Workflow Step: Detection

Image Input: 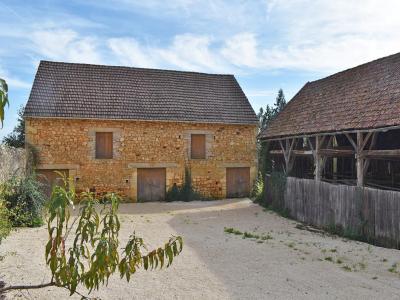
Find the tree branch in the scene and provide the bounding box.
[0,281,55,293]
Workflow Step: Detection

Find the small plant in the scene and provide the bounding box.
[342,265,352,272]
[324,257,333,262]
[224,227,243,235]
[0,200,11,243]
[336,258,343,264]
[224,227,273,242]
[0,175,183,296]
[388,263,398,273]
[251,172,264,203]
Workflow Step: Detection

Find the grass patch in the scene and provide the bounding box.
[324,257,333,262]
[224,227,243,235]
[224,227,273,242]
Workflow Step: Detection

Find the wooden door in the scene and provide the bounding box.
[37,169,69,198]
[226,167,250,198]
[137,168,166,202]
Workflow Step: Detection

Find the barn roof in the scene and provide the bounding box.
[24,61,257,125]
[260,52,400,139]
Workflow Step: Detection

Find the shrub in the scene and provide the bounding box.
[0,200,11,243]
[165,167,207,202]
[251,172,264,203]
[0,174,46,227]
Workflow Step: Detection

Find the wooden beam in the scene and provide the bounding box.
[270,150,313,156]
[356,131,364,187]
[315,136,321,181]
[362,149,400,159]
[363,132,378,175]
[344,133,357,150]
[361,131,373,150]
[319,149,355,157]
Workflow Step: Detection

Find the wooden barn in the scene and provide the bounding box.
[260,53,400,190]
[259,53,400,248]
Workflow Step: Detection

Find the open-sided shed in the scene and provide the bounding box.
[260,52,400,191]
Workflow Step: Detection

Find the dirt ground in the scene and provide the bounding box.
[1,199,400,299]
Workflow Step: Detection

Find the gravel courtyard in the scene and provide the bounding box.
[1,199,400,299]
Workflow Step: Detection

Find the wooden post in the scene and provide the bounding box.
[315,136,321,181]
[356,131,364,187]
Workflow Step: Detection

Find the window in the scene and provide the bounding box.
[95,132,113,159]
[191,134,206,159]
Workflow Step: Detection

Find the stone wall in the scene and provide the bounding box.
[25,118,257,201]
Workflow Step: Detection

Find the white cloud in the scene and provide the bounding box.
[31,29,103,64]
[219,0,400,73]
[221,33,260,68]
[108,34,233,73]
[107,38,155,68]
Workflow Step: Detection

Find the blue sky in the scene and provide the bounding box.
[1,0,400,138]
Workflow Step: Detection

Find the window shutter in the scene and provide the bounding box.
[191,134,206,159]
[96,132,113,159]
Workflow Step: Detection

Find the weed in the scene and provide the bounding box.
[388,263,398,273]
[324,257,333,262]
[261,234,273,241]
[224,227,243,235]
[372,276,378,280]
[336,258,343,264]
[286,242,295,248]
[381,258,388,262]
[330,249,337,253]
[342,265,352,272]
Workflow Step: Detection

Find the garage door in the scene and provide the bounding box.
[226,167,250,198]
[37,169,69,198]
[137,168,166,202]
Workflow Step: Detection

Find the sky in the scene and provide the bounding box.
[1,0,400,138]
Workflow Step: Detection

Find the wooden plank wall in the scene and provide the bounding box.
[268,177,400,248]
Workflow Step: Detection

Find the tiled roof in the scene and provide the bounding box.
[260,52,400,139]
[24,61,257,125]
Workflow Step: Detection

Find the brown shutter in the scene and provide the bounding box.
[96,132,113,159]
[191,134,206,159]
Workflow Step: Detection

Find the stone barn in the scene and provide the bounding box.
[24,61,258,201]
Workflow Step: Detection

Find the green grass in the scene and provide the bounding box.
[224,227,273,242]
[224,227,243,235]
[324,257,333,262]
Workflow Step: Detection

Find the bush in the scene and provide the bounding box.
[251,172,264,203]
[0,174,46,227]
[165,167,207,202]
[0,200,11,243]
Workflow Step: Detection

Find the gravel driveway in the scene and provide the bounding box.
[1,199,400,299]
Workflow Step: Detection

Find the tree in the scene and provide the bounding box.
[0,176,183,297]
[2,106,25,147]
[257,89,287,174]
[0,78,9,128]
[258,88,286,132]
